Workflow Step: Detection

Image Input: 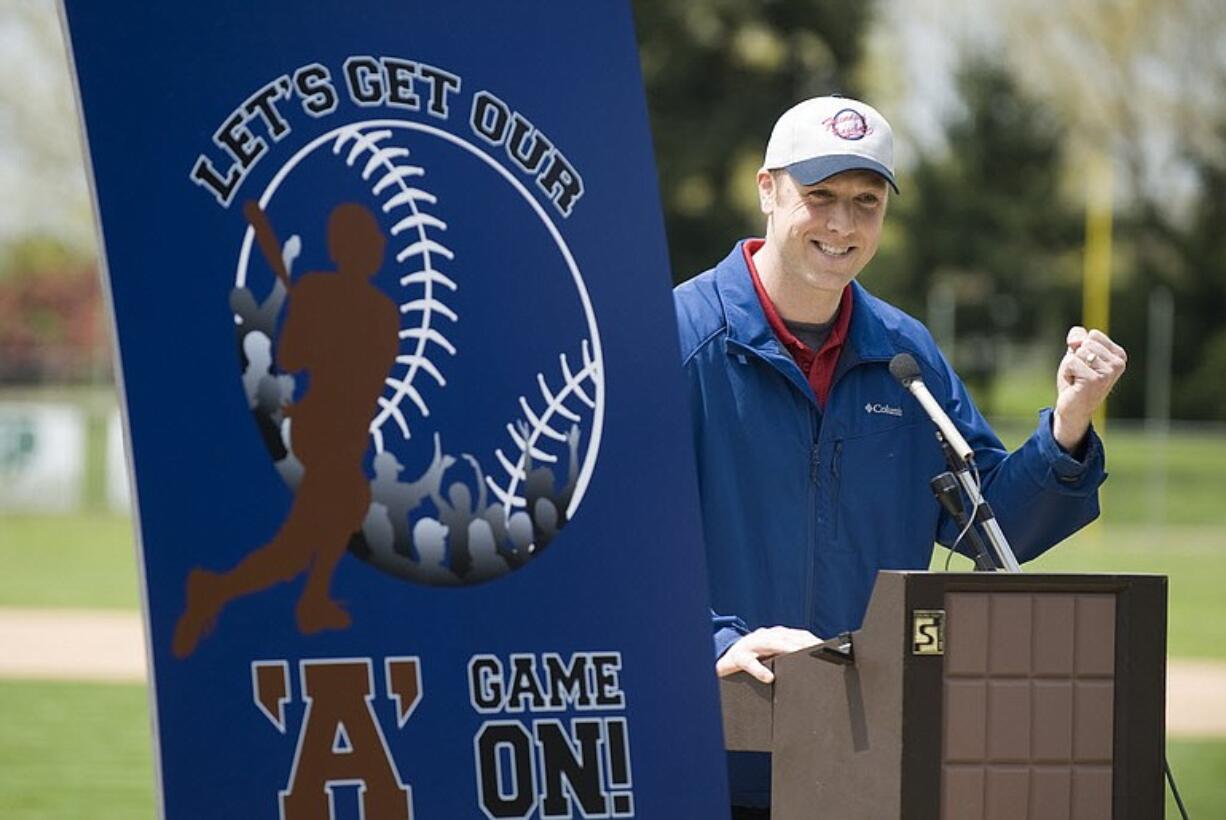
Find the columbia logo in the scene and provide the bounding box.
[865,402,902,417]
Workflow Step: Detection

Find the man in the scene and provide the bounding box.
[673,96,1126,814]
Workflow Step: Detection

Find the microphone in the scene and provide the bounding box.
[929,472,997,571]
[888,353,974,466]
[893,352,1023,573]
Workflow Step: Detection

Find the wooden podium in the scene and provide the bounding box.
[720,572,1167,819]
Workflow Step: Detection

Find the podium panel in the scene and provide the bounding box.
[720,572,1167,819]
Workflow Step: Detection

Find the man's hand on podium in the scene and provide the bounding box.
[716,627,822,684]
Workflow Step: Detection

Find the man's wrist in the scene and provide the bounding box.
[1051,408,1091,458]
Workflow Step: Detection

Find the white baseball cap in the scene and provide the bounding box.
[763,96,899,192]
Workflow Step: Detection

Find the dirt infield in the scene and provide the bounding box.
[0,608,147,683]
[0,608,1222,737]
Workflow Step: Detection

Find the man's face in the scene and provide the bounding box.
[759,168,888,295]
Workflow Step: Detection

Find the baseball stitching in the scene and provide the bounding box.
[486,338,600,515]
[332,125,457,452]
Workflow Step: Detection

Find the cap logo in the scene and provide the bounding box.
[824,108,871,141]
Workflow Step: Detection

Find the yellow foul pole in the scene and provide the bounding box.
[1083,152,1113,437]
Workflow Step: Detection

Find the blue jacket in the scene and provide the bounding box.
[675,242,1106,806]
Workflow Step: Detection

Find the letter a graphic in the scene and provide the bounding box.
[280,659,413,820]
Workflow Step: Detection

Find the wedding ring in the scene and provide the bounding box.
[1085,352,1097,364]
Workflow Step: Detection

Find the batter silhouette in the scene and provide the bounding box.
[173,202,399,658]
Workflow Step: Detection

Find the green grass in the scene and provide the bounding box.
[0,681,155,820]
[1093,427,1226,527]
[1166,739,1226,818]
[992,419,1226,528]
[0,679,1217,819]
[0,513,140,609]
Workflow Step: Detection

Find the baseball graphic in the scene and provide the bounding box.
[173,115,603,655]
[237,119,604,585]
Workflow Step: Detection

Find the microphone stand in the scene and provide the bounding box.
[930,471,997,571]
[934,433,1022,573]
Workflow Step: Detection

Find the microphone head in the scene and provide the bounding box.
[929,471,959,494]
[929,472,965,516]
[889,353,922,386]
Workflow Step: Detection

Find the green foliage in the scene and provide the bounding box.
[1110,148,1226,421]
[0,235,95,280]
[633,0,875,281]
[1178,328,1226,419]
[0,237,110,384]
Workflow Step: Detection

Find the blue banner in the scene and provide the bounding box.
[62,2,728,817]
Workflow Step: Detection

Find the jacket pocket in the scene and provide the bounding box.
[827,421,942,558]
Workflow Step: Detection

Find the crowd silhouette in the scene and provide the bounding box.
[232,241,305,488]
[352,422,583,585]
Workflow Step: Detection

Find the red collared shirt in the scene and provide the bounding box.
[743,238,853,408]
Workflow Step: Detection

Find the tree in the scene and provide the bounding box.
[1109,135,1226,420]
[0,238,108,384]
[868,62,1083,410]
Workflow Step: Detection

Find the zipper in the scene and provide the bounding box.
[805,409,820,630]
[830,439,843,540]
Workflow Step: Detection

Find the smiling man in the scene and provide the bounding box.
[672,96,1126,817]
